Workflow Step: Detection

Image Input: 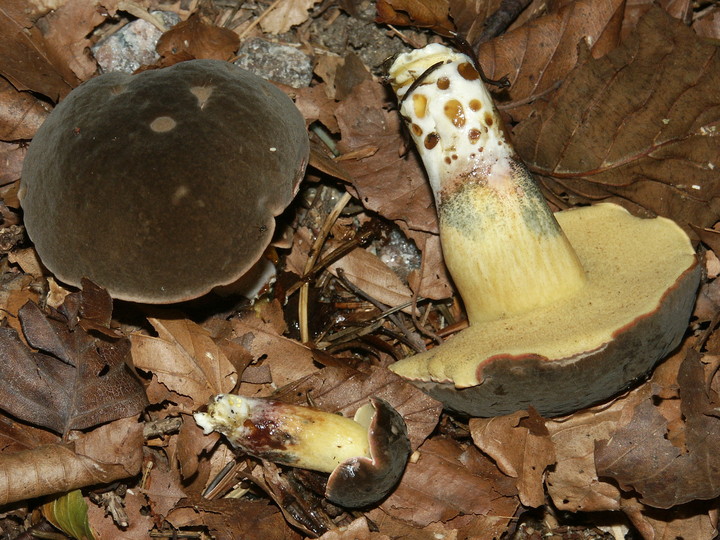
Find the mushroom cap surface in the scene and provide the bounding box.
[325,397,410,508]
[390,203,701,417]
[20,59,309,303]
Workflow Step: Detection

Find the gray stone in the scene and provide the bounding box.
[234,38,313,88]
[92,11,181,73]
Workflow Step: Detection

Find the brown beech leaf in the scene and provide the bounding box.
[130,317,238,408]
[273,365,442,450]
[0,415,59,454]
[317,517,390,539]
[620,495,720,539]
[156,12,239,61]
[167,497,302,540]
[38,0,118,82]
[405,230,454,300]
[476,0,624,121]
[0,142,25,186]
[375,437,518,534]
[470,408,555,507]
[229,311,319,392]
[375,0,455,36]
[0,1,77,100]
[0,300,147,435]
[328,246,415,311]
[336,79,438,234]
[0,417,143,506]
[544,398,634,512]
[259,0,321,34]
[87,488,154,540]
[595,349,720,508]
[143,459,189,520]
[449,0,503,47]
[0,76,50,140]
[514,7,720,232]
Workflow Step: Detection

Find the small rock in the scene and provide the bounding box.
[92,11,181,73]
[234,38,313,88]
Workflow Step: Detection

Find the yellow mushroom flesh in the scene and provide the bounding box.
[194,394,371,473]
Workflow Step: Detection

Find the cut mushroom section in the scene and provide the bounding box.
[194,394,410,507]
[387,44,701,417]
[20,60,309,303]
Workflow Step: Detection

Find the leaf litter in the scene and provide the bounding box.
[1,0,720,538]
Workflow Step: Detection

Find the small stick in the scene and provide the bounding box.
[472,0,532,47]
[335,269,425,353]
[299,192,353,343]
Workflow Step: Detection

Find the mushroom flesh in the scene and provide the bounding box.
[20,59,309,303]
[194,394,410,507]
[387,44,701,417]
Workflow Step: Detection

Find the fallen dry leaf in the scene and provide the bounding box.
[0,416,143,506]
[156,12,239,61]
[0,299,147,435]
[470,409,555,507]
[143,458,188,520]
[476,0,625,120]
[38,0,117,82]
[376,437,518,536]
[0,0,77,100]
[336,79,437,234]
[514,7,720,232]
[328,244,415,311]
[167,497,302,540]
[0,142,26,186]
[317,516,391,539]
[544,399,628,512]
[448,0,504,46]
[259,0,321,34]
[130,317,238,409]
[229,310,320,392]
[620,495,719,539]
[595,349,720,508]
[0,77,50,140]
[87,488,154,540]
[375,0,455,35]
[405,230,454,300]
[0,415,59,455]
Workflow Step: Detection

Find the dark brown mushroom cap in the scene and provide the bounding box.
[19,59,309,303]
[325,397,410,508]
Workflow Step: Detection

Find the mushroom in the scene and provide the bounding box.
[193,394,410,507]
[387,44,701,417]
[19,59,309,303]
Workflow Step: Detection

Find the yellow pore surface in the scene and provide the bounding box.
[390,203,697,387]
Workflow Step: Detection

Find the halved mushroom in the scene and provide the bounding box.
[194,394,410,507]
[19,59,309,303]
[387,44,701,417]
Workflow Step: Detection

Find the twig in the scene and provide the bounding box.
[237,0,284,40]
[286,225,374,297]
[117,1,168,31]
[335,269,425,353]
[299,191,353,342]
[472,0,532,48]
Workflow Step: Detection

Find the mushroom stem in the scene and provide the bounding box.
[389,45,586,324]
[193,394,371,473]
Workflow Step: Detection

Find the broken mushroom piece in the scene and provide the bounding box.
[193,394,410,507]
[19,60,309,303]
[387,44,701,417]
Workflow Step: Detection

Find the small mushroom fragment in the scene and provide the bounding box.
[387,44,701,417]
[193,394,410,507]
[19,60,309,303]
